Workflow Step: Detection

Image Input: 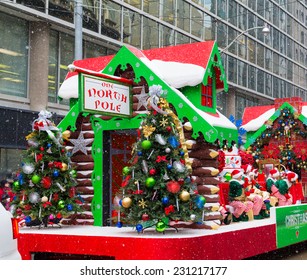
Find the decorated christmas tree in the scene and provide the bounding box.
[10,110,83,227]
[116,85,205,233]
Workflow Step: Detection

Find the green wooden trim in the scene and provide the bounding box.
[89,114,145,226]
[244,102,306,149]
[57,102,81,132]
[101,46,218,142]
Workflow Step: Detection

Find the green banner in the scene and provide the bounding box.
[276,204,307,248]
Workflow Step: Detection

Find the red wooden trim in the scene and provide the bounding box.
[18,224,276,260]
[70,65,133,85]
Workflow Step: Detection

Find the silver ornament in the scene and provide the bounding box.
[173,161,186,173]
[190,214,196,221]
[155,134,167,145]
[29,192,40,204]
[22,163,35,174]
[165,147,171,153]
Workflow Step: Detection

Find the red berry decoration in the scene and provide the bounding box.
[149,168,156,175]
[166,181,181,194]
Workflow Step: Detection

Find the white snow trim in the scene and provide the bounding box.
[302,105,307,117]
[142,59,205,88]
[58,74,79,99]
[241,108,275,132]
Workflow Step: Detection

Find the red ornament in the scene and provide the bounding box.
[142,213,149,221]
[166,126,172,132]
[41,176,52,188]
[69,187,76,198]
[149,169,156,175]
[36,154,43,161]
[166,181,181,193]
[48,162,54,168]
[178,178,185,185]
[40,146,45,151]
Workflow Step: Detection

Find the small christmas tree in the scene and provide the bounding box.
[10,110,83,227]
[116,85,204,233]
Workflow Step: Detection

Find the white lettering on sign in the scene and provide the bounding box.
[83,76,130,116]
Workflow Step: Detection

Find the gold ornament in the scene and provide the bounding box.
[61,163,68,171]
[26,131,37,140]
[138,199,147,209]
[159,118,168,127]
[142,125,156,137]
[179,190,190,201]
[122,197,132,208]
[62,130,71,141]
[158,98,169,109]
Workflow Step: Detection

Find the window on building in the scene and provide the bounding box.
[0,12,28,98]
[201,77,213,108]
[123,9,141,48]
[143,17,159,49]
[177,1,190,33]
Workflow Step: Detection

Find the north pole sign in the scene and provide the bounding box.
[80,74,131,117]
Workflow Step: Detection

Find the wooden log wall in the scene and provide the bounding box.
[62,66,222,229]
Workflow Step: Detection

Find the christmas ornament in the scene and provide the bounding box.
[145,177,156,188]
[66,204,73,211]
[141,140,152,150]
[31,174,41,184]
[135,86,149,110]
[165,147,171,153]
[116,221,123,228]
[41,176,52,188]
[162,196,169,205]
[173,161,185,173]
[166,181,181,193]
[141,160,148,174]
[41,196,48,203]
[166,126,172,132]
[70,132,93,155]
[179,190,190,201]
[138,199,147,209]
[149,168,156,175]
[156,221,167,232]
[190,214,196,221]
[122,197,132,208]
[155,134,167,145]
[62,130,71,141]
[168,136,179,148]
[22,163,35,174]
[58,200,65,209]
[70,170,77,178]
[122,166,131,175]
[29,192,40,204]
[60,163,68,171]
[142,213,149,221]
[136,223,143,232]
[195,195,206,208]
[53,170,60,177]
[28,139,39,147]
[142,125,156,137]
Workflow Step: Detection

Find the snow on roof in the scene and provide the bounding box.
[58,58,206,99]
[241,108,275,132]
[171,87,236,129]
[242,105,307,132]
[141,58,205,88]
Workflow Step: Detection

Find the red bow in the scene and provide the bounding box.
[156,155,167,163]
[121,175,131,187]
[165,205,175,215]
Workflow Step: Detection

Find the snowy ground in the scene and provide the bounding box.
[19,214,275,238]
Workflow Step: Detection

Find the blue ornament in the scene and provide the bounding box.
[116,221,123,228]
[167,164,172,169]
[136,224,143,232]
[179,150,185,156]
[167,136,179,148]
[119,199,123,206]
[162,196,169,205]
[66,204,73,211]
[137,151,143,156]
[47,143,52,148]
[53,170,60,177]
[25,216,32,223]
[185,177,191,183]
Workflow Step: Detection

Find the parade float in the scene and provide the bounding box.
[15,42,307,260]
